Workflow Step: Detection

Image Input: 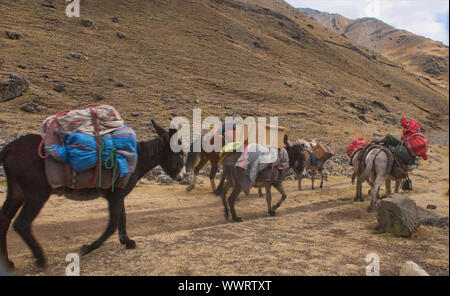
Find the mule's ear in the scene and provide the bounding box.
[152,119,168,136]
[284,134,291,147]
[169,128,177,139]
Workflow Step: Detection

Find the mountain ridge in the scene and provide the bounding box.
[298,7,449,88]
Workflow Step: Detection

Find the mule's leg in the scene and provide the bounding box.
[185,170,196,193]
[214,173,226,196]
[228,186,242,222]
[265,185,275,216]
[356,176,364,202]
[186,158,208,193]
[209,164,218,192]
[298,174,302,191]
[394,179,401,193]
[383,179,392,198]
[0,196,24,268]
[272,183,287,215]
[258,188,263,198]
[319,169,324,189]
[311,172,315,190]
[220,180,232,219]
[368,176,383,212]
[13,194,49,267]
[118,205,136,250]
[80,196,124,256]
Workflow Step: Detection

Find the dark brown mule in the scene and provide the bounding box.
[219,135,304,222]
[0,120,185,269]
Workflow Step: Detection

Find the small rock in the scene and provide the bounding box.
[116,32,125,39]
[91,93,104,102]
[81,18,94,27]
[399,261,429,276]
[284,82,292,87]
[53,82,65,93]
[193,99,199,104]
[307,24,314,29]
[65,53,88,61]
[138,178,151,185]
[358,115,368,122]
[21,102,42,113]
[6,31,21,40]
[156,175,174,185]
[426,204,437,210]
[0,189,4,194]
[112,16,119,23]
[115,82,124,87]
[131,112,140,117]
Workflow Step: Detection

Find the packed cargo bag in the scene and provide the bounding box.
[347,138,368,158]
[312,142,333,162]
[39,104,137,190]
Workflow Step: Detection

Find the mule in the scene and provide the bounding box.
[294,140,326,191]
[0,120,185,269]
[219,136,304,221]
[359,145,407,212]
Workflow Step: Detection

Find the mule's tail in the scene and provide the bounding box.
[214,173,226,196]
[0,144,10,166]
[360,149,376,183]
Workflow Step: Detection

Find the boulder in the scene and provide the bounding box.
[376,195,449,237]
[399,261,429,276]
[0,74,29,102]
[376,195,420,237]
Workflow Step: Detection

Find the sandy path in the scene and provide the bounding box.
[0,146,448,276]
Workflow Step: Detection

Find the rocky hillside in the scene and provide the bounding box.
[298,8,449,89]
[0,0,448,156]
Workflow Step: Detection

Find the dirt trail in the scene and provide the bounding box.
[0,146,448,276]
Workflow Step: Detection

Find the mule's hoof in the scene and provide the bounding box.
[233,217,243,222]
[80,244,93,256]
[269,210,276,216]
[125,240,137,250]
[186,186,194,193]
[35,258,47,269]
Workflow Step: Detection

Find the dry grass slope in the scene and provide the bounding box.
[0,0,448,152]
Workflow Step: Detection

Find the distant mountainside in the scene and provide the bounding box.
[298,8,449,88]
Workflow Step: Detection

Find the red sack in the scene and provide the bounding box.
[402,133,429,160]
[347,138,368,158]
[400,117,429,160]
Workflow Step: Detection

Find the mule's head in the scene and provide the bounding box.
[284,134,306,175]
[151,120,186,181]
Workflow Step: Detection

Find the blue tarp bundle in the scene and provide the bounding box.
[44,126,137,178]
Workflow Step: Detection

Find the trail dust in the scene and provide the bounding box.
[0,146,448,276]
